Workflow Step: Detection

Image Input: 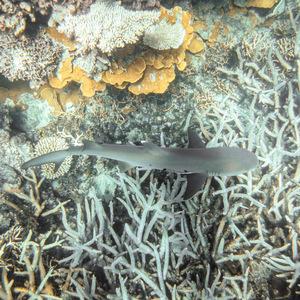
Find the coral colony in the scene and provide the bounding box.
[0,0,299,299]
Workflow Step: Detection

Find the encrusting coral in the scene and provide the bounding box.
[48,57,107,97]
[233,0,279,8]
[46,4,194,96]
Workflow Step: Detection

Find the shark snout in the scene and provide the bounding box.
[228,148,258,175]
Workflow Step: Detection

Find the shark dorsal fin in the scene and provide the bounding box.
[188,129,206,148]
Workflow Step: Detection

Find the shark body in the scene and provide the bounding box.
[21,129,258,199]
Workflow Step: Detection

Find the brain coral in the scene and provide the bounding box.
[0,31,62,89]
[57,1,161,53]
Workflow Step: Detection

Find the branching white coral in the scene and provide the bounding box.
[0,31,62,88]
[143,16,186,50]
[59,169,195,298]
[57,1,160,53]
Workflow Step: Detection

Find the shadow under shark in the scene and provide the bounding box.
[21,129,258,200]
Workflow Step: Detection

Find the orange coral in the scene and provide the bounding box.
[187,33,205,54]
[49,57,106,97]
[102,57,146,86]
[129,65,175,95]
[134,7,193,94]
[101,7,193,95]
[45,27,76,51]
[207,21,222,47]
[245,0,279,8]
[39,83,84,114]
[170,9,194,71]
[226,2,247,17]
[193,19,209,31]
[228,0,278,17]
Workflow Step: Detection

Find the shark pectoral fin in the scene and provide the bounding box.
[188,129,206,148]
[184,173,207,200]
[118,161,135,173]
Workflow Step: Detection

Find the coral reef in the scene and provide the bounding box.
[0,0,299,298]
[234,0,279,8]
[0,0,93,36]
[0,30,62,89]
[57,1,161,53]
[0,228,64,299]
[48,4,194,96]
[48,57,106,97]
[0,0,37,36]
[120,0,161,10]
[58,170,197,298]
[102,6,194,95]
[34,137,73,179]
[143,16,186,50]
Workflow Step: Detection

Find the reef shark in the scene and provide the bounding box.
[21,129,258,200]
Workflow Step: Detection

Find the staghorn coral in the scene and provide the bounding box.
[1,0,299,298]
[0,229,64,300]
[0,30,62,89]
[57,1,160,53]
[179,3,300,297]
[59,168,197,298]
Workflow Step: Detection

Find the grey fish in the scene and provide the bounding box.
[21,129,258,199]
